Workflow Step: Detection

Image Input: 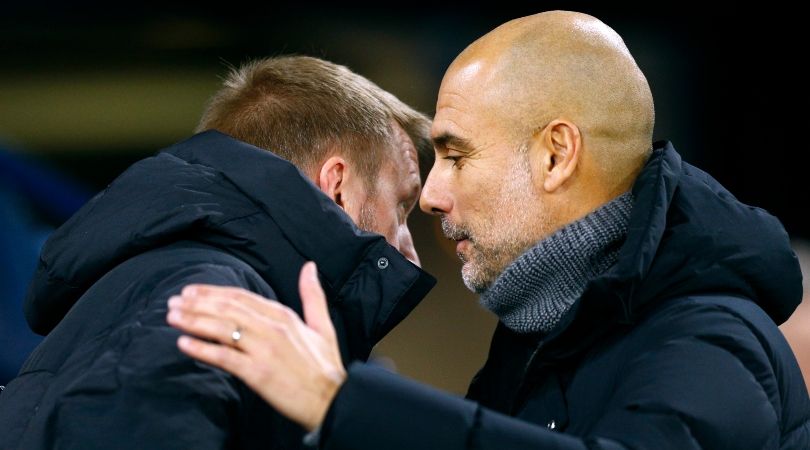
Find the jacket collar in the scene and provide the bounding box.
[520,138,800,364]
[166,131,437,359]
[524,142,681,359]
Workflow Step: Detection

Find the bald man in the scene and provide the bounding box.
[167,11,810,449]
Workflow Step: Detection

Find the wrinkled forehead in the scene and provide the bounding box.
[357,125,420,202]
[389,121,420,177]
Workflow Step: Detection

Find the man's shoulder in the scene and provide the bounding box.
[619,294,791,365]
[581,295,766,365]
[121,241,276,301]
[634,294,775,337]
[579,293,798,399]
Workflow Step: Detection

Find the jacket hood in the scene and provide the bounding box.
[544,141,802,359]
[25,131,435,357]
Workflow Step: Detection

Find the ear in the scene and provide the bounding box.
[317,156,347,207]
[537,119,581,192]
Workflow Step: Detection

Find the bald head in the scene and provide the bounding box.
[444,11,654,189]
[423,11,656,292]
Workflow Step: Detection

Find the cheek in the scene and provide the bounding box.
[453,176,490,215]
[373,205,400,244]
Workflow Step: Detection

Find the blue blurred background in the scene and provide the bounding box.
[1,2,806,389]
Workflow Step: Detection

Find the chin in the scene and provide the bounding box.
[461,264,490,294]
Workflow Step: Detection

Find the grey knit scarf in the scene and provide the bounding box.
[479,192,634,334]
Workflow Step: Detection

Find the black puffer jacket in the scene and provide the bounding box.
[318,141,810,449]
[0,131,434,450]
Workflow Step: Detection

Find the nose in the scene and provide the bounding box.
[419,163,452,216]
[397,224,420,267]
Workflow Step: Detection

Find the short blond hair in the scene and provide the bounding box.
[196,56,432,184]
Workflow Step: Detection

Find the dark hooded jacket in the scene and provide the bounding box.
[317,141,810,450]
[0,131,434,450]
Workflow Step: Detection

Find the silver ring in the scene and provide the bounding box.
[231,327,242,345]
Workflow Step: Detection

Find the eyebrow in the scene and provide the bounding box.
[432,132,474,153]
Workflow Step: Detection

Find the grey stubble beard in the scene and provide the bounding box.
[441,150,550,294]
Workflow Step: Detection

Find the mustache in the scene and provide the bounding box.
[440,216,472,241]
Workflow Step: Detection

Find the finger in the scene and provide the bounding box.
[169,294,256,331]
[168,299,304,358]
[299,262,336,340]
[178,286,298,325]
[177,335,254,379]
[167,309,239,347]
[182,284,276,302]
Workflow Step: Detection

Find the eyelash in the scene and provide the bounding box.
[444,156,464,169]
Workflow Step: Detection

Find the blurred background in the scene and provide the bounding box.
[1,2,807,390]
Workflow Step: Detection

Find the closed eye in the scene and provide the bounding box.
[443,155,464,169]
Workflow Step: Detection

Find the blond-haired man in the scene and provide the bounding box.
[0,56,435,450]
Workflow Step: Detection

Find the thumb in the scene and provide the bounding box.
[299,262,337,340]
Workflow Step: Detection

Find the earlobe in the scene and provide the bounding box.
[317,156,346,206]
[541,120,581,192]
